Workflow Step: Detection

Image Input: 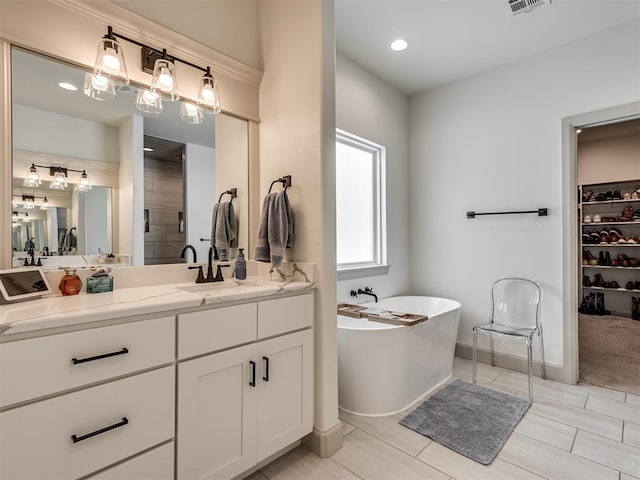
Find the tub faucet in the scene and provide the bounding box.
[180,244,197,263]
[351,287,378,303]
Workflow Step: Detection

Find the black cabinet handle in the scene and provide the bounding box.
[72,347,129,365]
[249,360,256,387]
[262,356,270,382]
[71,417,129,444]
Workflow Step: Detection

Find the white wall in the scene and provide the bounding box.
[185,143,216,263]
[258,0,340,449]
[12,105,119,163]
[409,19,640,369]
[335,53,410,302]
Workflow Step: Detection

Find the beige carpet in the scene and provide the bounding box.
[579,313,640,395]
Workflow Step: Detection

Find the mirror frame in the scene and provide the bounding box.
[0,1,262,270]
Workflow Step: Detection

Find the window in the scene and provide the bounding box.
[336,129,387,277]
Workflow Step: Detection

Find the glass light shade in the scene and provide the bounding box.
[23,212,31,223]
[22,196,35,209]
[50,168,68,190]
[40,197,49,210]
[83,72,116,102]
[151,58,179,101]
[76,170,92,191]
[179,102,204,125]
[23,163,41,187]
[93,29,128,85]
[197,69,221,114]
[12,212,19,223]
[135,89,163,114]
[11,198,17,208]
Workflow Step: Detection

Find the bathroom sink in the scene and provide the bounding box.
[176,281,241,293]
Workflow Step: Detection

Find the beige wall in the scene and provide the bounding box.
[258,0,340,444]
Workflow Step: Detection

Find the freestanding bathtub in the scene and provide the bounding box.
[338,296,461,416]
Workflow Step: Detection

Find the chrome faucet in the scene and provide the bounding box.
[350,287,378,303]
[180,244,197,263]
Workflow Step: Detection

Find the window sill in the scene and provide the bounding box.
[337,264,391,280]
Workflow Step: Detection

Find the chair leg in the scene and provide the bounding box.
[472,329,478,384]
[489,336,495,367]
[527,338,533,401]
[539,329,547,380]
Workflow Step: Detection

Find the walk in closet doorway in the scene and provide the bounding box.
[576,118,640,394]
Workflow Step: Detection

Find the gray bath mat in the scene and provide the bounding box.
[400,379,530,464]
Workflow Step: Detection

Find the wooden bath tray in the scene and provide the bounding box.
[337,303,428,326]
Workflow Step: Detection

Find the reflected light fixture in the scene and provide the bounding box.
[22,212,31,223]
[40,197,49,210]
[12,212,19,223]
[76,170,92,191]
[22,195,35,210]
[179,102,204,125]
[83,72,116,102]
[135,88,163,114]
[11,197,17,208]
[93,26,129,85]
[151,51,179,101]
[390,39,408,51]
[50,168,68,190]
[576,129,583,134]
[58,82,78,91]
[197,67,221,113]
[143,147,154,152]
[23,163,41,187]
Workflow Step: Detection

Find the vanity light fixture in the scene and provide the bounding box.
[92,26,129,85]
[40,197,49,210]
[151,51,179,101]
[50,167,68,190]
[179,102,204,125]
[12,212,19,223]
[76,170,92,192]
[22,212,31,223]
[135,88,163,114]
[197,67,221,113]
[22,195,35,210]
[23,163,41,187]
[86,26,222,121]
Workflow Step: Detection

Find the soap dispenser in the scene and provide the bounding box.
[235,248,247,280]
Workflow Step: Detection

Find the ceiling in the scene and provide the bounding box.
[335,0,640,95]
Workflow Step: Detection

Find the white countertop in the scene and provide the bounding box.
[0,278,315,337]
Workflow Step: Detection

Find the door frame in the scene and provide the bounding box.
[561,101,640,384]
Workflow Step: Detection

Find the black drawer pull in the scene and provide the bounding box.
[72,347,129,365]
[71,417,129,444]
[249,360,256,387]
[262,356,270,382]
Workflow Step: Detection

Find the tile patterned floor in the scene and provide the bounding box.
[246,357,640,480]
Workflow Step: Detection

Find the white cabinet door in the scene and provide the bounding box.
[177,343,257,480]
[256,329,314,462]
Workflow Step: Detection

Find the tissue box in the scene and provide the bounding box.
[86,276,113,294]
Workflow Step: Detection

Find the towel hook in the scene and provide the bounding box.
[268,175,292,194]
[217,188,237,203]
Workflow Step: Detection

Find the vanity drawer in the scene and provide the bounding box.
[0,316,174,408]
[178,303,257,359]
[85,442,174,480]
[258,294,314,339]
[0,366,174,480]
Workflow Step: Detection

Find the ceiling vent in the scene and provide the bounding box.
[507,0,550,16]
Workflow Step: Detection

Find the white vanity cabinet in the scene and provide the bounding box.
[0,316,176,480]
[176,293,314,480]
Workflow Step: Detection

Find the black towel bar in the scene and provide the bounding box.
[217,188,237,203]
[466,208,548,219]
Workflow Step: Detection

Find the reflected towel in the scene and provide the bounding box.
[210,201,237,260]
[254,190,294,267]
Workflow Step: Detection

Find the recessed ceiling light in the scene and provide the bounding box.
[390,39,408,52]
[58,82,78,91]
[143,147,154,152]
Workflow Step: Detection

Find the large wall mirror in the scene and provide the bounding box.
[11,47,249,268]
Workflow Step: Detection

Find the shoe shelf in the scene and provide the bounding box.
[582,199,640,205]
[582,286,640,293]
[582,222,640,226]
[582,244,640,247]
[582,265,640,270]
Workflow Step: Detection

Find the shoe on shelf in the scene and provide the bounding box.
[605,191,613,201]
[582,191,593,202]
[627,237,639,244]
[608,228,622,243]
[584,215,592,223]
[620,207,634,221]
[613,190,622,200]
[584,250,599,266]
[594,273,605,287]
[596,193,607,202]
[610,280,620,289]
[635,281,640,290]
[632,297,639,321]
[598,251,606,265]
[624,192,632,200]
[633,209,640,222]
[633,191,640,200]
[626,281,635,290]
[618,236,628,244]
[605,251,612,266]
[599,231,610,244]
[596,292,611,315]
[583,275,592,287]
[587,292,597,315]
[590,231,602,244]
[617,254,631,267]
[593,214,602,223]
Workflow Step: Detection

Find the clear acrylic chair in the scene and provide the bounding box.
[472,277,546,400]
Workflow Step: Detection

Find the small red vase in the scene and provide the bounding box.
[59,268,82,296]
